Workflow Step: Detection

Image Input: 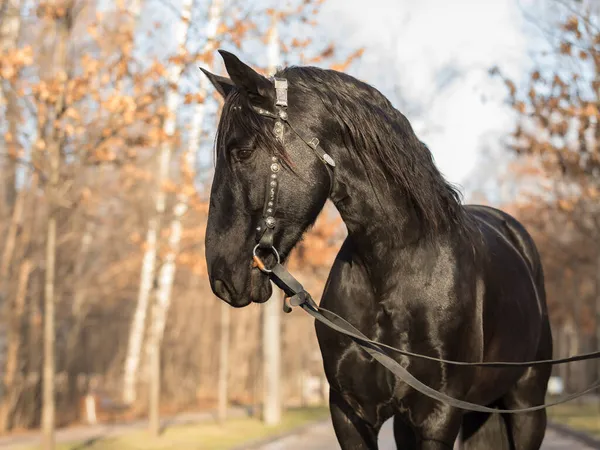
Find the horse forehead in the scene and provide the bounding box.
[219,120,254,150]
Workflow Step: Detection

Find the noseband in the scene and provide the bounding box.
[252,77,335,273]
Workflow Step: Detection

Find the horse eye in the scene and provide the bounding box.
[233,148,253,161]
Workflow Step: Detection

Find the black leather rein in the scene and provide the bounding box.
[265,261,600,414]
[249,76,600,414]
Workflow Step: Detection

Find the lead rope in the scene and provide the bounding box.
[261,260,600,414]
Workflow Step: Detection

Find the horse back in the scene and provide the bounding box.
[465,204,550,360]
[466,205,543,288]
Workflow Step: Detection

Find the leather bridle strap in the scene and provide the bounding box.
[252,76,335,253]
[261,261,600,414]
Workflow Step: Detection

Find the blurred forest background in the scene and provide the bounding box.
[0,0,598,447]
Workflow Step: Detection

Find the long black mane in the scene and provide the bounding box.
[280,66,468,237]
[216,65,469,237]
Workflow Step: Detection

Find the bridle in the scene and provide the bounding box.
[251,77,335,273]
[243,75,600,412]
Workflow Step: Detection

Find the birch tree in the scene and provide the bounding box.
[148,0,224,397]
[41,2,72,447]
[217,301,230,422]
[119,0,155,406]
[146,0,196,434]
[261,15,282,426]
[0,0,22,209]
[0,0,23,414]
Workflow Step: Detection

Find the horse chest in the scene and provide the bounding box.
[317,312,414,411]
[327,340,401,422]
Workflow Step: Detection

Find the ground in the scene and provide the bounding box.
[255,419,599,450]
[1,407,329,450]
[547,401,600,439]
[0,402,597,449]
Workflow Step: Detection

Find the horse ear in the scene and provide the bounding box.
[218,49,274,103]
[199,68,235,99]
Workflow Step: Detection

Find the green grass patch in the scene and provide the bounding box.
[547,401,600,438]
[19,406,330,450]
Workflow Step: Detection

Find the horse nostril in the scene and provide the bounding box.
[213,279,233,304]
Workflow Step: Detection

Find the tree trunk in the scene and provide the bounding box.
[261,18,282,426]
[262,293,281,424]
[0,0,22,210]
[42,169,58,450]
[148,0,224,410]
[119,0,153,406]
[65,224,95,370]
[0,190,25,280]
[0,0,23,412]
[42,5,69,447]
[146,0,195,433]
[123,216,158,404]
[2,87,19,210]
[0,259,32,432]
[217,301,230,423]
[0,190,24,406]
[116,0,149,404]
[596,251,600,385]
[148,294,161,436]
[187,0,223,169]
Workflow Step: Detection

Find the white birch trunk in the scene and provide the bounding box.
[262,19,282,426]
[0,0,21,209]
[0,0,23,405]
[145,0,195,434]
[123,216,157,404]
[42,6,69,447]
[147,0,223,363]
[217,302,230,422]
[119,0,157,405]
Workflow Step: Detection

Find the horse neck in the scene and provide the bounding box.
[331,157,423,274]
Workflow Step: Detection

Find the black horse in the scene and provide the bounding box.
[202,50,552,450]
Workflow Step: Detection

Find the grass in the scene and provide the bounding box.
[17,406,330,450]
[547,401,600,439]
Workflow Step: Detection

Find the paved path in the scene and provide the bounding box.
[0,408,249,449]
[255,419,598,450]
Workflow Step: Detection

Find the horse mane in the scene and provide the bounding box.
[215,64,469,238]
[278,65,469,237]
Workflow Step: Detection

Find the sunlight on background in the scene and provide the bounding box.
[321,0,531,194]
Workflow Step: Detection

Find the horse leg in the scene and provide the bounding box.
[499,367,549,450]
[393,414,417,449]
[329,389,382,450]
[413,405,463,450]
[501,409,546,450]
[460,411,510,450]
[500,312,551,450]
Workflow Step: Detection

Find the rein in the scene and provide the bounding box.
[250,76,600,414]
[264,260,600,414]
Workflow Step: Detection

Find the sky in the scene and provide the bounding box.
[318,0,535,199]
[153,0,549,202]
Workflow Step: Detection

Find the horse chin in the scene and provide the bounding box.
[250,266,273,303]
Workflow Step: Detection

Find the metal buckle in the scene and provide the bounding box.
[274,78,288,107]
[252,244,281,273]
